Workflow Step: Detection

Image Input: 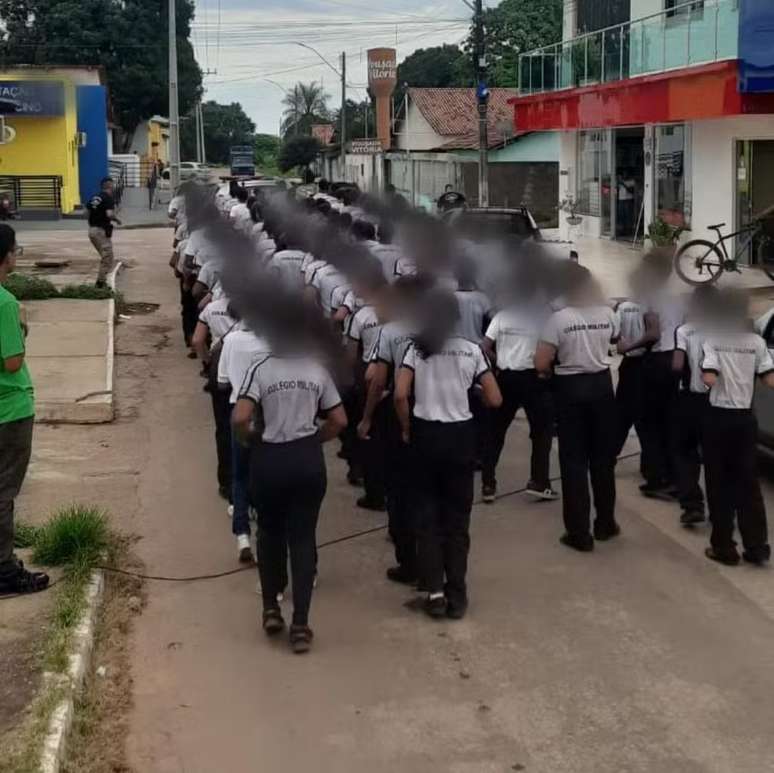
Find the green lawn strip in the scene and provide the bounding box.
[6,273,116,302]
[1,506,114,773]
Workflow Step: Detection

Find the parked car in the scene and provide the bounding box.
[443,206,577,262]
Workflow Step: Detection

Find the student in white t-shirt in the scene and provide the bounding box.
[481,277,556,504]
[229,188,251,231]
[536,265,620,553]
[395,289,502,620]
[701,289,774,567]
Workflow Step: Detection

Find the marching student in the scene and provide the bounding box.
[192,297,240,502]
[232,336,347,654]
[535,265,620,553]
[229,187,251,232]
[395,289,502,619]
[701,290,774,566]
[218,323,272,563]
[613,267,652,464]
[344,264,388,490]
[359,276,429,571]
[638,250,685,498]
[671,286,717,526]
[481,276,556,504]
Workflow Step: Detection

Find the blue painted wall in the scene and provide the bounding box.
[739,0,774,93]
[76,85,108,204]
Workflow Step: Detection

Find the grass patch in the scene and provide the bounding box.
[6,273,116,302]
[32,505,108,567]
[0,505,117,773]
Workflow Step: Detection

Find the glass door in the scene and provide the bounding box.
[736,141,753,264]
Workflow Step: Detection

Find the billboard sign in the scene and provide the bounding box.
[0,81,65,116]
[312,123,335,145]
[348,139,382,154]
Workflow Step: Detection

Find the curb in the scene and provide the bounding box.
[39,570,105,773]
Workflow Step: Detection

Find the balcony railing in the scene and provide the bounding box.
[518,0,739,96]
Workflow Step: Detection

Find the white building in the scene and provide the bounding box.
[509,0,774,262]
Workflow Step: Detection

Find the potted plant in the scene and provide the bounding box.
[646,216,684,247]
[560,196,583,226]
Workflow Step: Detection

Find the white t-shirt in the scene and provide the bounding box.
[347,305,382,363]
[217,330,271,404]
[674,322,708,394]
[198,297,238,342]
[402,338,490,423]
[540,305,620,376]
[648,294,685,353]
[186,229,220,268]
[317,269,349,315]
[269,250,307,292]
[229,203,251,231]
[616,299,647,358]
[196,260,221,293]
[702,332,774,409]
[369,243,403,283]
[454,290,492,343]
[485,308,543,371]
[239,356,342,443]
[304,259,328,286]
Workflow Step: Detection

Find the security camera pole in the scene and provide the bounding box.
[473,0,489,207]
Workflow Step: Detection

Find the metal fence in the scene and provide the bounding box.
[519,0,738,95]
[0,175,62,211]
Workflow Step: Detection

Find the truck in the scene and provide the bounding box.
[230,145,256,177]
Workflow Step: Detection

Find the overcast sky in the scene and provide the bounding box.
[191,0,474,135]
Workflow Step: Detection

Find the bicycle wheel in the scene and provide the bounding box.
[758,234,774,281]
[674,240,724,286]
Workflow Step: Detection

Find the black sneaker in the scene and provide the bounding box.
[705,547,740,566]
[262,608,285,636]
[742,546,771,566]
[593,522,621,542]
[386,566,417,585]
[446,598,468,620]
[482,485,496,504]
[680,509,706,527]
[424,595,447,619]
[559,533,594,553]
[289,624,314,654]
[640,481,675,500]
[357,496,386,512]
[0,562,50,596]
[525,481,559,501]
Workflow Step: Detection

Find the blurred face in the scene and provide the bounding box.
[1,241,17,273]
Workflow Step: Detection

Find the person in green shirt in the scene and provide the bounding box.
[0,224,49,595]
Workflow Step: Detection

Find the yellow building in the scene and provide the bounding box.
[0,66,108,216]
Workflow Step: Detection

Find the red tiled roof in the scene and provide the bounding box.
[407,87,518,150]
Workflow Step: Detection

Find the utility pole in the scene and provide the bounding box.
[168,0,181,190]
[198,102,207,164]
[340,51,347,173]
[473,0,489,207]
[194,102,202,163]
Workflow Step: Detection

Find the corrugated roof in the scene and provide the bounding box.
[407,87,518,150]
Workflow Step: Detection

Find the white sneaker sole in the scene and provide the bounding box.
[526,488,559,501]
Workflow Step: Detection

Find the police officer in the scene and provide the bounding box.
[395,290,502,619]
[535,265,620,553]
[232,349,347,653]
[701,290,774,566]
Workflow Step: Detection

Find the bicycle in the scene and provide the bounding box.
[673,217,774,285]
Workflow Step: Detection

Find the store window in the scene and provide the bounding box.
[577,130,609,217]
[656,124,692,229]
[665,0,704,18]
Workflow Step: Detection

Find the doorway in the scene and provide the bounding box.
[736,140,774,265]
[614,127,645,240]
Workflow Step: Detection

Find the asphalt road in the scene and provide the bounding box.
[118,230,774,773]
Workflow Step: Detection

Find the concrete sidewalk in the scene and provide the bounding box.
[24,299,114,424]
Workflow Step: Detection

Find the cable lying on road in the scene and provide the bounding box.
[1,451,643,594]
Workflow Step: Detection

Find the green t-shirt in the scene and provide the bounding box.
[0,284,34,423]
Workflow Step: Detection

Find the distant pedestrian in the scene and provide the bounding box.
[0,224,49,596]
[87,177,122,288]
[147,164,158,211]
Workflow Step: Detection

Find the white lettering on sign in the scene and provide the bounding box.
[368,60,396,81]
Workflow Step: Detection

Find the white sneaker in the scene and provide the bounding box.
[237,534,254,563]
[525,483,559,501]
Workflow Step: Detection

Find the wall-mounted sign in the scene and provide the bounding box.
[0,81,65,116]
[312,123,335,145]
[348,139,382,154]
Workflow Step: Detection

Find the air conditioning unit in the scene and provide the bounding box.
[75,131,88,148]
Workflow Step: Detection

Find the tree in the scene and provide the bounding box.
[281,82,330,136]
[254,134,281,175]
[331,99,372,145]
[180,101,255,165]
[471,0,563,87]
[395,44,470,105]
[278,135,321,176]
[0,0,202,144]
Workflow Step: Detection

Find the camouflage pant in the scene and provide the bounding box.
[88,227,114,285]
